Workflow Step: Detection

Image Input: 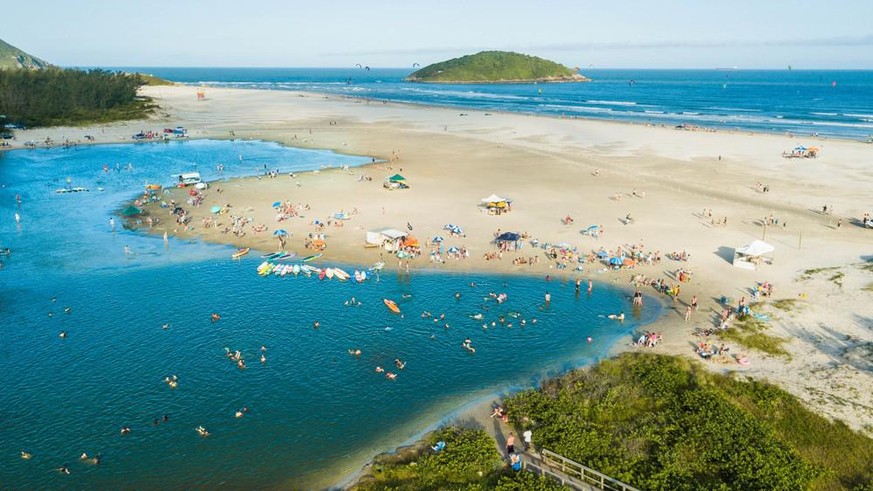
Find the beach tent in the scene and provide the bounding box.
[733,240,774,270]
[366,227,408,250]
[388,174,406,182]
[481,194,506,203]
[122,205,143,217]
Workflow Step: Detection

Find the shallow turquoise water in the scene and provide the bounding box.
[0,140,660,489]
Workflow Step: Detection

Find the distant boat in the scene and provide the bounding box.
[383,298,401,314]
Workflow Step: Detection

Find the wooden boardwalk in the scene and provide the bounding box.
[521,448,640,491]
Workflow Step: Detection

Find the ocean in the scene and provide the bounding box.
[0,140,660,489]
[112,66,873,141]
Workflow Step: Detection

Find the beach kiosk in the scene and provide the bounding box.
[366,227,408,251]
[732,240,774,270]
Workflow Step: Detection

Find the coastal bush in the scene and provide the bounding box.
[0,68,154,127]
[504,353,873,490]
[353,426,504,490]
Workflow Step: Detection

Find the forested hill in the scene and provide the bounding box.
[0,68,155,127]
[0,38,51,70]
[406,51,589,84]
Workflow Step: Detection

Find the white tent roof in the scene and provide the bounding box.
[736,240,774,256]
[481,194,507,203]
[369,228,407,239]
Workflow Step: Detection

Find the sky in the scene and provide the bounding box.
[5,0,873,69]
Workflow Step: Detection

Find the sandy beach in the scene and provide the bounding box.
[11,83,873,472]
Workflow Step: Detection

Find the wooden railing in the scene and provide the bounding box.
[523,449,640,491]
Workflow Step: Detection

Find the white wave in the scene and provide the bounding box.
[810,112,838,117]
[843,113,873,119]
[585,100,637,106]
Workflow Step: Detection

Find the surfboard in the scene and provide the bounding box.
[302,253,323,262]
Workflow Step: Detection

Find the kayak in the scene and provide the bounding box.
[232,248,250,259]
[332,267,350,281]
[260,251,284,259]
[383,298,400,314]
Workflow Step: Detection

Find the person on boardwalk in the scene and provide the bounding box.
[506,432,516,455]
[523,429,532,451]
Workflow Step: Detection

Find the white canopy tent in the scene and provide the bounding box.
[733,240,774,270]
[481,194,507,203]
[366,227,408,250]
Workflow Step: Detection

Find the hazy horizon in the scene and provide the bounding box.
[5,0,873,70]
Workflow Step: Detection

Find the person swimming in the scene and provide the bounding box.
[210,313,221,322]
[120,426,131,435]
[196,425,210,437]
[57,464,70,475]
[235,409,245,418]
[608,312,626,321]
[375,366,385,373]
[394,358,406,369]
[58,330,67,339]
[313,321,320,329]
[260,354,266,363]
[162,323,170,330]
[386,372,397,380]
[462,338,476,353]
[20,451,32,460]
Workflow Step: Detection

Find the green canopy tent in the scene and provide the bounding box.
[388,174,406,182]
[121,205,143,217]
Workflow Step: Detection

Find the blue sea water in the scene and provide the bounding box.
[111,66,873,141]
[0,140,660,489]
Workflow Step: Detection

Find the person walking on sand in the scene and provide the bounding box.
[684,305,692,321]
[690,295,698,311]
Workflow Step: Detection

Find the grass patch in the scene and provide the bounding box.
[770,298,800,311]
[828,272,845,288]
[861,262,873,273]
[863,283,873,293]
[719,315,791,358]
[801,266,840,280]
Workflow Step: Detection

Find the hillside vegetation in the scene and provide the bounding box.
[505,353,873,491]
[0,38,51,70]
[0,68,155,128]
[406,51,587,84]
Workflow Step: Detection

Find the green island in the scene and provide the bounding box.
[353,353,873,491]
[0,38,166,128]
[406,51,589,84]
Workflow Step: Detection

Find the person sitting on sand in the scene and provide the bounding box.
[608,312,625,321]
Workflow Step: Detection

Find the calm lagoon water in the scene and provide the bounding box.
[0,140,660,489]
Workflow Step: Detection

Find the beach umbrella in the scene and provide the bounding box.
[443,223,455,230]
[596,250,609,258]
[451,226,463,235]
[122,205,143,217]
[272,201,282,208]
[210,205,222,214]
[609,257,623,266]
[396,250,410,258]
[273,229,288,236]
[496,231,521,242]
[432,235,444,243]
[586,225,599,231]
[447,246,460,253]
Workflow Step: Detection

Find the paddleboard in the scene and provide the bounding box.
[302,253,323,262]
[232,248,251,259]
